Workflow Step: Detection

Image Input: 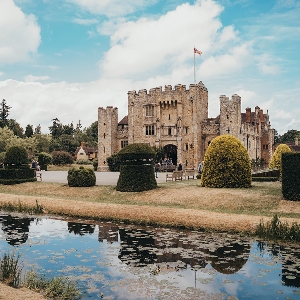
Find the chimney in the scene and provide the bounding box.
[81,142,85,148]
[246,107,251,123]
[259,109,264,122]
[295,138,299,146]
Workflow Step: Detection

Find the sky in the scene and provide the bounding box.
[0,0,299,135]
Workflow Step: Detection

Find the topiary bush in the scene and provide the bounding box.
[269,144,292,176]
[201,134,251,188]
[67,166,96,187]
[51,151,74,165]
[4,146,29,167]
[116,143,157,192]
[75,159,92,165]
[282,152,300,201]
[93,159,98,171]
[38,152,52,171]
[107,154,121,172]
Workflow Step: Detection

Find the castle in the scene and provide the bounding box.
[97,81,274,171]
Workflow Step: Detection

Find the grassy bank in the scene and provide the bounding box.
[1,180,300,233]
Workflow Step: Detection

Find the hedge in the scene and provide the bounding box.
[67,167,96,187]
[282,152,300,201]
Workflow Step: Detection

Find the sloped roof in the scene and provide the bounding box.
[118,115,128,125]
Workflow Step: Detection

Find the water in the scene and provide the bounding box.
[1,213,300,299]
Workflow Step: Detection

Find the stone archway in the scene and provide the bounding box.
[163,144,177,165]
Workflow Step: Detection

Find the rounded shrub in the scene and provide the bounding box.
[38,152,52,170]
[201,134,251,188]
[75,159,92,165]
[4,146,29,167]
[67,166,96,187]
[116,143,157,192]
[269,144,292,173]
[51,151,74,165]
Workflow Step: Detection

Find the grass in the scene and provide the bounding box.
[0,179,299,234]
[24,270,81,300]
[0,253,22,288]
[47,164,94,171]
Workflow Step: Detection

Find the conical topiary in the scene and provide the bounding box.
[201,134,251,188]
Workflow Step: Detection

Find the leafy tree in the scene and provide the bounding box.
[38,152,52,166]
[51,150,74,165]
[0,99,11,128]
[85,121,98,142]
[34,134,51,153]
[279,129,300,144]
[34,124,41,134]
[7,119,24,137]
[25,124,34,138]
[201,134,251,188]
[62,122,75,136]
[269,144,292,174]
[49,118,63,139]
[273,129,280,145]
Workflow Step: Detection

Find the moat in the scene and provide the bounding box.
[1,213,300,299]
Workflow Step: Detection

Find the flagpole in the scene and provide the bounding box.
[194,47,196,84]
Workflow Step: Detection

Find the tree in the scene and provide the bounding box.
[279,130,300,144]
[4,145,29,166]
[201,134,251,188]
[85,121,98,142]
[7,119,24,138]
[25,124,34,138]
[34,124,41,135]
[269,144,292,173]
[0,99,11,128]
[49,118,63,139]
[51,150,74,165]
[273,129,280,145]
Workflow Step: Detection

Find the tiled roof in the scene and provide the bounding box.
[118,115,128,125]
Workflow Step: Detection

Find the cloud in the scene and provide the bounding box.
[100,0,246,80]
[257,54,280,75]
[66,0,157,17]
[0,71,4,77]
[24,75,50,82]
[73,18,99,25]
[0,0,41,65]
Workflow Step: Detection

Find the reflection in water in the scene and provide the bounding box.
[0,213,300,299]
[67,222,95,236]
[0,215,33,245]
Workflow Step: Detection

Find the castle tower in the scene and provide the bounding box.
[219,94,241,137]
[98,106,118,171]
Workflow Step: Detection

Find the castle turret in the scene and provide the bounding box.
[98,106,118,171]
[219,94,241,137]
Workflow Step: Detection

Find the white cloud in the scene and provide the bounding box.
[24,75,50,82]
[100,0,241,79]
[73,18,98,25]
[67,0,158,17]
[0,0,41,65]
[0,71,4,77]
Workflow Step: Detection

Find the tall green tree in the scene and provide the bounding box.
[34,124,41,134]
[0,99,11,128]
[49,118,63,139]
[7,119,24,138]
[25,124,34,138]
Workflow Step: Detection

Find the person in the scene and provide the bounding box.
[31,160,37,169]
[36,162,41,171]
[177,162,182,171]
[198,161,204,174]
[155,163,160,178]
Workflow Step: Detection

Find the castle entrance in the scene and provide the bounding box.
[163,144,177,165]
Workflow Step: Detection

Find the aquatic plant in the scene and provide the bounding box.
[0,253,22,287]
[256,214,300,242]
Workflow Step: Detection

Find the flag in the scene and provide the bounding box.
[194,47,202,55]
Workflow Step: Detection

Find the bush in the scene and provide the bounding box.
[282,152,300,201]
[269,144,292,176]
[75,159,92,165]
[201,134,251,188]
[51,151,74,165]
[38,152,52,165]
[67,166,96,187]
[107,154,121,172]
[116,143,157,192]
[93,159,98,171]
[4,146,29,167]
[0,152,5,163]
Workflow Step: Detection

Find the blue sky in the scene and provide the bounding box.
[0,0,299,135]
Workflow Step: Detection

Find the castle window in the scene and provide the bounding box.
[208,141,211,146]
[146,125,155,135]
[185,143,188,150]
[226,114,229,119]
[103,133,106,139]
[121,140,128,148]
[103,147,105,153]
[266,144,268,149]
[226,128,230,134]
[168,127,172,135]
[169,114,170,120]
[186,127,188,134]
[146,105,154,116]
